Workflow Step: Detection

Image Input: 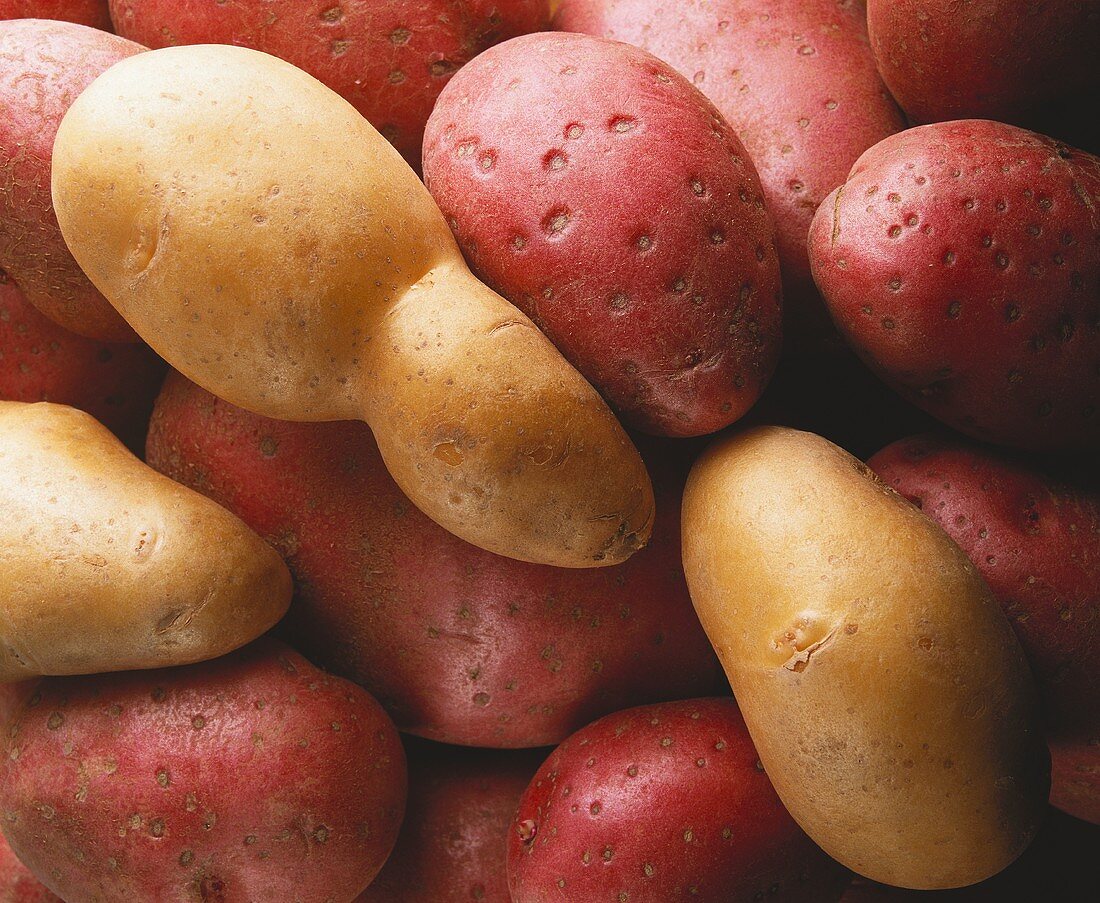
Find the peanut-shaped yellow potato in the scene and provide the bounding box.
[50,44,653,568]
[0,401,291,682]
[681,426,1048,890]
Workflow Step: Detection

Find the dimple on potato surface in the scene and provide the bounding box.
[0,18,141,342]
[423,31,783,437]
[681,426,1049,890]
[0,401,291,682]
[50,42,654,569]
[108,0,550,168]
[0,638,407,903]
[809,120,1100,451]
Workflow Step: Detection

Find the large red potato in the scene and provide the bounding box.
[146,372,723,748]
[357,741,543,902]
[423,31,782,437]
[0,19,141,341]
[507,698,849,902]
[0,268,164,450]
[867,1,1100,129]
[0,832,60,903]
[108,0,549,167]
[0,2,109,28]
[0,638,407,903]
[809,120,1100,451]
[869,435,1100,824]
[554,0,905,350]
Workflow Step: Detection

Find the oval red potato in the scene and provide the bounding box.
[146,372,724,749]
[0,639,407,902]
[423,31,782,437]
[809,120,1100,451]
[554,0,904,348]
[108,0,549,167]
[507,698,849,903]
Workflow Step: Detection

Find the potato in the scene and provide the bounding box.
[108,0,549,168]
[51,43,653,569]
[146,372,723,748]
[422,31,783,437]
[0,638,407,902]
[0,1,110,29]
[0,19,141,341]
[0,401,291,682]
[0,830,60,903]
[0,268,165,451]
[681,427,1049,889]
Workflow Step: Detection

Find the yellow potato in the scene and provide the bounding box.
[0,401,291,682]
[50,44,653,569]
[681,426,1048,890]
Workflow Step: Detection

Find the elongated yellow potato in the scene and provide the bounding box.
[0,402,291,681]
[681,426,1048,889]
[50,44,653,568]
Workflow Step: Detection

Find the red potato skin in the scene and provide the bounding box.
[867,1,1100,128]
[0,269,165,451]
[0,833,61,903]
[108,0,549,168]
[422,31,782,437]
[553,0,905,351]
[146,372,724,749]
[356,741,544,903]
[809,120,1100,451]
[507,699,849,903]
[0,1,110,28]
[0,638,407,903]
[868,435,1100,824]
[0,19,141,342]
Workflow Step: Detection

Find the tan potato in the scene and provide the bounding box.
[681,426,1049,890]
[0,401,291,682]
[50,44,653,569]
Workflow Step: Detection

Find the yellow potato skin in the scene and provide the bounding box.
[50,44,653,568]
[0,402,291,682]
[681,426,1048,890]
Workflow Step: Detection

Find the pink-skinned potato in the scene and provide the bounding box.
[0,1,110,28]
[809,120,1100,451]
[869,434,1099,824]
[507,698,850,902]
[553,0,904,351]
[422,31,782,437]
[357,740,544,902]
[146,372,724,748]
[0,638,407,903]
[0,268,165,451]
[108,0,549,167]
[0,19,141,341]
[0,832,60,903]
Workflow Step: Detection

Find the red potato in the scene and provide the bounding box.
[108,0,549,167]
[553,0,905,351]
[809,120,1100,451]
[507,699,850,903]
[357,741,544,902]
[146,372,724,749]
[0,268,165,451]
[0,19,141,342]
[0,1,109,28]
[868,435,1099,824]
[0,833,60,903]
[422,31,782,437]
[0,638,406,903]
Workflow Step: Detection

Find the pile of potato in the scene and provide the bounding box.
[0,1,1096,901]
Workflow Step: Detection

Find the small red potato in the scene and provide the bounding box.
[0,832,60,903]
[423,31,782,437]
[0,1,109,28]
[357,741,543,902]
[0,19,141,341]
[108,0,549,167]
[1,638,407,903]
[146,372,724,749]
[0,268,165,450]
[553,0,905,350]
[869,435,1100,824]
[809,120,1100,451]
[507,698,849,903]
